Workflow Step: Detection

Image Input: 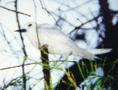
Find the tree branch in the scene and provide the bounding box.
[14,0,28,90]
[0,5,30,17]
[40,44,52,90]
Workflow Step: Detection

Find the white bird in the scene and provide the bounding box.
[16,22,111,60]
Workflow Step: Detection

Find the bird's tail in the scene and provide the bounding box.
[85,48,112,60]
[78,48,111,60]
[88,49,112,55]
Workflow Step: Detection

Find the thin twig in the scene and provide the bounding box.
[39,0,75,27]
[75,15,101,30]
[0,63,35,71]
[0,60,75,71]
[0,5,30,17]
[0,24,19,58]
[14,0,28,90]
[0,58,114,71]
[33,0,41,48]
[69,14,101,34]
[57,0,93,12]
[39,0,57,22]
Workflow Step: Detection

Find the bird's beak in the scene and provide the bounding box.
[15,30,20,32]
[15,29,27,32]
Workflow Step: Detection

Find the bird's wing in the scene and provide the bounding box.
[38,29,96,60]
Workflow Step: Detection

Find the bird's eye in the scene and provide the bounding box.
[28,24,32,27]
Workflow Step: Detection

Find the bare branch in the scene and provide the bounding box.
[14,0,28,90]
[0,59,76,71]
[0,5,30,17]
[0,63,35,71]
[69,14,101,35]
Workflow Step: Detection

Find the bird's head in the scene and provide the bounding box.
[15,22,60,33]
[15,22,35,33]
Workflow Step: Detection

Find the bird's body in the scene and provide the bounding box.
[39,27,92,59]
[17,22,111,60]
